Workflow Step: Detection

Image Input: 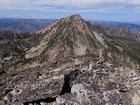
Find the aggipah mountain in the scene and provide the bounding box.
[0,14,140,105]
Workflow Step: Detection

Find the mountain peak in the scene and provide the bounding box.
[65,14,83,22]
[67,14,82,19]
[36,14,84,35]
[26,14,106,60]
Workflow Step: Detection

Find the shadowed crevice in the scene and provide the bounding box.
[60,69,79,95]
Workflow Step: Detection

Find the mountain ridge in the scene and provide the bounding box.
[0,30,31,40]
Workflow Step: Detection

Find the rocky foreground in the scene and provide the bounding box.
[1,57,140,105]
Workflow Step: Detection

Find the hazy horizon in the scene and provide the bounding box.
[0,0,140,22]
[0,16,140,23]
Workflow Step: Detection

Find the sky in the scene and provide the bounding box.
[0,0,140,22]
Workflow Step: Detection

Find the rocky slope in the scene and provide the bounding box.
[24,14,140,67]
[25,14,106,61]
[2,58,140,105]
[90,21,140,42]
[0,30,33,71]
[0,14,140,105]
[105,28,140,42]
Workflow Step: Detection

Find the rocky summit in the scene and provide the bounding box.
[0,14,140,105]
[25,14,106,60]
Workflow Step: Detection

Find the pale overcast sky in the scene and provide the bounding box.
[0,0,140,22]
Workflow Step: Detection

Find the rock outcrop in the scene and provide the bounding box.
[2,60,140,105]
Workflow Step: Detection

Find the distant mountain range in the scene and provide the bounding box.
[90,20,140,31]
[0,19,56,33]
[0,18,140,33]
[132,22,140,25]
